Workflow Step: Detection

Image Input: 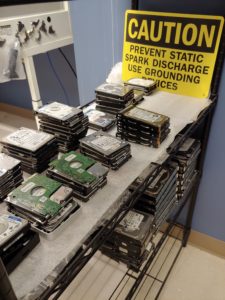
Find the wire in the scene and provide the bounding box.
[46,52,70,105]
[58,48,77,79]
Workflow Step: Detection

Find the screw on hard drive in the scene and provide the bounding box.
[0,37,6,47]
[48,25,55,34]
[40,21,47,34]
[32,19,40,27]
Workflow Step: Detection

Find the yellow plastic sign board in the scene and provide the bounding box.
[122,11,224,98]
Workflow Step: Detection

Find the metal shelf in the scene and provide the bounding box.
[0,94,215,300]
[39,97,213,300]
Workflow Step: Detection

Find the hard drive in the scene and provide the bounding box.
[153,196,177,230]
[94,105,121,115]
[1,127,54,152]
[114,209,154,245]
[0,214,29,251]
[83,102,116,131]
[79,131,131,170]
[0,153,21,174]
[5,174,80,235]
[101,209,154,271]
[96,94,134,105]
[172,138,201,199]
[119,106,170,130]
[101,244,149,272]
[131,164,177,204]
[117,128,170,148]
[1,230,40,274]
[0,213,40,273]
[117,105,170,148]
[80,131,130,157]
[95,83,133,100]
[0,154,23,201]
[95,83,135,115]
[132,161,178,232]
[36,102,89,153]
[124,78,157,95]
[47,151,109,201]
[37,102,83,123]
[1,128,57,174]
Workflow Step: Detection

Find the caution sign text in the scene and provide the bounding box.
[122,11,224,98]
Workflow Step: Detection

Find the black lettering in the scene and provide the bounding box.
[126,13,221,53]
[172,82,178,90]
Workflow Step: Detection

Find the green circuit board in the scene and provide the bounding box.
[49,151,97,184]
[7,174,72,217]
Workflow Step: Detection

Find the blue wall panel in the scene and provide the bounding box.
[69,0,131,105]
[192,62,225,241]
[69,0,114,105]
[112,0,131,63]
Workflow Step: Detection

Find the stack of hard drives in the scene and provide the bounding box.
[1,127,57,174]
[117,105,170,148]
[37,102,88,152]
[5,174,80,236]
[0,213,40,273]
[124,78,157,95]
[83,102,116,131]
[95,83,134,115]
[133,162,178,231]
[0,153,23,201]
[79,131,131,170]
[172,138,201,200]
[47,151,108,202]
[101,209,154,271]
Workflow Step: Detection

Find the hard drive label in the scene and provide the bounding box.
[65,153,77,162]
[0,214,24,244]
[120,211,144,232]
[126,107,161,123]
[2,128,54,151]
[0,153,20,174]
[179,138,195,152]
[127,78,155,87]
[91,136,121,152]
[149,169,168,189]
[21,182,36,193]
[96,83,133,97]
[38,102,81,120]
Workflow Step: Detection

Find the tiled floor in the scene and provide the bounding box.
[1,109,225,300]
[59,236,225,300]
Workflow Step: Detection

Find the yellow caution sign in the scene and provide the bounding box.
[122,10,224,98]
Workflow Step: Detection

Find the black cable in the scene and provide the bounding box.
[58,48,77,79]
[46,52,70,105]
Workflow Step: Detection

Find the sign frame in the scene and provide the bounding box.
[122,10,224,98]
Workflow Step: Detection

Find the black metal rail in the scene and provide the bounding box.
[2,98,214,300]
[131,0,139,10]
[125,172,199,299]
[0,101,216,300]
